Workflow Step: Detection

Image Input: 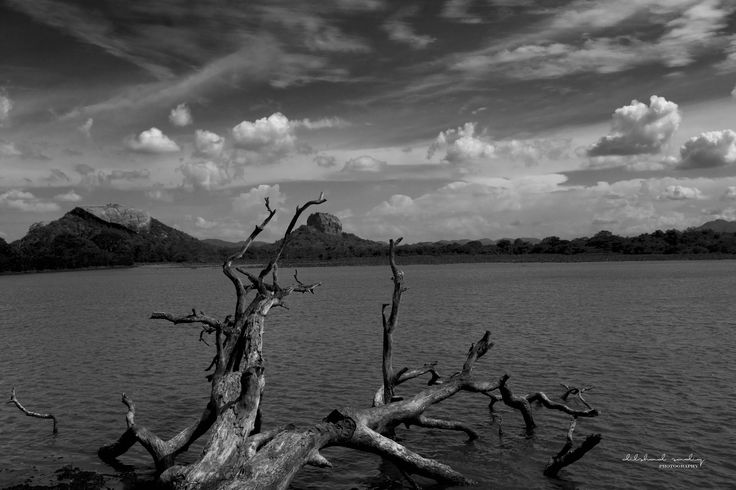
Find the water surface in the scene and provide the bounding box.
[1,261,734,489]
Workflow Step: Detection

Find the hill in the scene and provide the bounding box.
[4,206,736,273]
[695,219,736,233]
[5,204,225,271]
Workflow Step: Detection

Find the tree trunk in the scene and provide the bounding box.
[96,194,601,488]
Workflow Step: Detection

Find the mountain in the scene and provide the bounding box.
[273,212,385,261]
[7,204,226,271]
[695,219,736,233]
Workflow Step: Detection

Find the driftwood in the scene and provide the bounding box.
[544,418,602,477]
[8,386,58,434]
[95,194,602,488]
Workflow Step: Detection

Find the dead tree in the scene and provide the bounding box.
[98,195,601,488]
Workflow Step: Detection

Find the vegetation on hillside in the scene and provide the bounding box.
[3,208,736,273]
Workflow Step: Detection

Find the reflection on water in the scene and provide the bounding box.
[1,261,734,489]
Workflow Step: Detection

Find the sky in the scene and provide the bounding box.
[2,0,736,243]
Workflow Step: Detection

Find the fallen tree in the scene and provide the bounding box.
[96,195,601,488]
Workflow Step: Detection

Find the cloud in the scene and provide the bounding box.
[194,129,225,158]
[679,129,736,169]
[428,122,495,164]
[0,140,49,161]
[292,117,349,129]
[230,112,341,164]
[54,190,82,202]
[193,216,218,229]
[232,112,296,156]
[441,0,483,24]
[126,127,181,153]
[383,17,435,49]
[44,169,70,183]
[179,160,230,190]
[0,93,12,126]
[341,175,727,242]
[232,184,286,218]
[494,138,571,167]
[587,96,681,156]
[722,186,736,200]
[146,188,174,202]
[659,184,702,200]
[78,118,93,138]
[343,155,387,172]
[74,163,96,175]
[448,1,735,81]
[0,189,60,213]
[79,168,151,188]
[0,141,23,157]
[314,154,338,168]
[169,103,193,127]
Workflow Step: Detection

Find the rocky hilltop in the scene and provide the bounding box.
[78,203,152,232]
[4,204,224,271]
[306,212,342,234]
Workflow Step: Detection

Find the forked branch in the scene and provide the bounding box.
[258,192,326,282]
[8,386,57,434]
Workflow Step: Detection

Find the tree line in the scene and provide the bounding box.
[2,226,736,273]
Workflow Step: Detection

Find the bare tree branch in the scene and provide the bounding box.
[544,417,602,477]
[347,425,475,485]
[150,311,223,330]
[382,237,404,405]
[224,197,277,315]
[413,414,479,440]
[8,386,57,434]
[258,192,326,283]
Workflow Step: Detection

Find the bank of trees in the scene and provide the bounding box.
[395,228,736,258]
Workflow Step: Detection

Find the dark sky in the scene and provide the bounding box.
[1,0,736,242]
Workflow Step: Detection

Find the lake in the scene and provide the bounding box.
[1,261,734,489]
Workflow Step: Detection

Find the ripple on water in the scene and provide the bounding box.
[1,261,735,488]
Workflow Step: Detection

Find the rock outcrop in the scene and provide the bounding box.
[79,204,151,233]
[306,212,342,235]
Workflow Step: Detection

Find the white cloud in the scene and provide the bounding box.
[146,188,174,202]
[449,1,735,81]
[194,129,225,158]
[54,190,82,202]
[428,122,495,164]
[232,184,286,219]
[660,184,702,200]
[292,116,349,130]
[343,155,387,172]
[341,175,732,242]
[232,112,296,157]
[78,118,93,138]
[79,169,151,189]
[194,216,218,229]
[722,186,736,200]
[169,103,193,127]
[383,19,435,49]
[0,141,22,157]
[179,160,230,191]
[127,127,180,153]
[588,96,681,156]
[679,129,736,169]
[228,112,345,165]
[0,93,12,126]
[0,189,60,213]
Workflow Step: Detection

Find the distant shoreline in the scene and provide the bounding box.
[4,252,736,276]
[267,252,736,268]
